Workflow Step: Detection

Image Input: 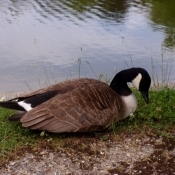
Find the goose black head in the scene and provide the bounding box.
[110,67,151,103]
[131,68,151,103]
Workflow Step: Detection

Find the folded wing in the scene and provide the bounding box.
[20,83,123,132]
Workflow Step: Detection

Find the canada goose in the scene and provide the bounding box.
[0,68,151,133]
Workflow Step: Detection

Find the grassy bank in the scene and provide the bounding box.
[0,85,175,167]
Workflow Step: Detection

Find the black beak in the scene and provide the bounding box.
[141,91,149,104]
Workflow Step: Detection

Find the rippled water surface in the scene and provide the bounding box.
[0,0,175,92]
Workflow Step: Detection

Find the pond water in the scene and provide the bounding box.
[0,0,175,92]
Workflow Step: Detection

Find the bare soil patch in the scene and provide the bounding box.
[0,130,175,175]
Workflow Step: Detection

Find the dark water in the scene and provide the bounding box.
[0,0,175,92]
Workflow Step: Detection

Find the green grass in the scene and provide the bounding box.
[0,108,39,162]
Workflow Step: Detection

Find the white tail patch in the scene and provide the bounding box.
[18,101,33,111]
[132,73,142,89]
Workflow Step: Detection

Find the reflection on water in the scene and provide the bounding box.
[1,0,129,24]
[29,0,129,22]
[146,0,175,49]
[0,0,175,92]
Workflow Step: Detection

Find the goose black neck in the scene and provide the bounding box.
[110,81,132,96]
[109,68,137,96]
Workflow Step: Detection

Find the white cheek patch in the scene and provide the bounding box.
[132,73,142,89]
[18,101,33,111]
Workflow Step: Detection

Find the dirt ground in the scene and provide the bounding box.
[0,129,175,175]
